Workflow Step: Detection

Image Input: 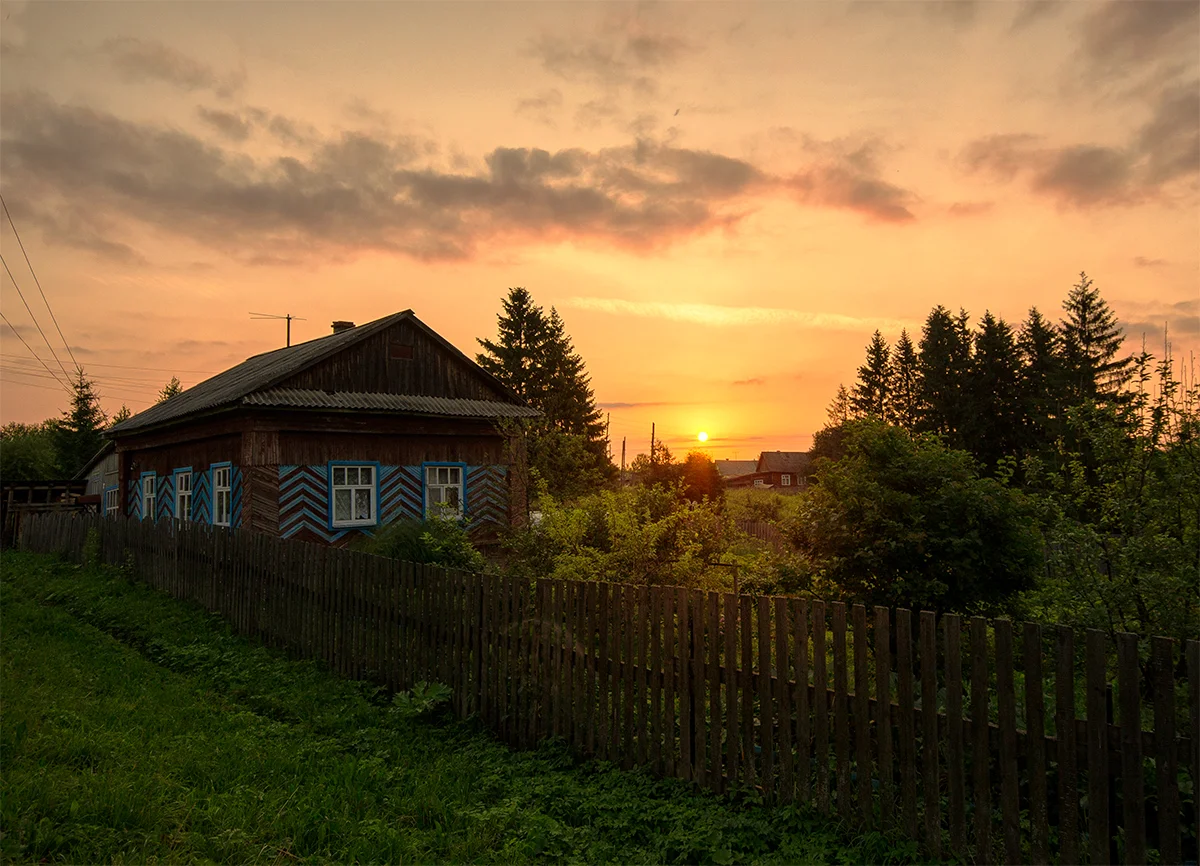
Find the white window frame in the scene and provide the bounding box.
[104,487,119,517]
[424,464,464,519]
[781,474,791,486]
[213,465,232,527]
[141,473,156,521]
[175,470,192,522]
[753,478,765,488]
[330,464,377,528]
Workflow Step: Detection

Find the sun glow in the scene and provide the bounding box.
[697,431,709,442]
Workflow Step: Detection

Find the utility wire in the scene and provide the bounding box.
[0,309,71,393]
[1,252,72,383]
[0,193,78,369]
[0,353,215,375]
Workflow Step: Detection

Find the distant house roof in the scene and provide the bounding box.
[756,451,812,474]
[715,459,757,479]
[108,311,529,436]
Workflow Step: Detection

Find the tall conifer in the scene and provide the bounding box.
[1059,272,1130,404]
[850,331,892,420]
[889,329,920,431]
[966,312,1024,470]
[54,369,106,477]
[917,305,972,445]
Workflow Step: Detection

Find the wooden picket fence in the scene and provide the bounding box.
[16,511,1199,865]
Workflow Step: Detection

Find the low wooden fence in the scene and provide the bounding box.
[734,518,785,552]
[17,512,1198,865]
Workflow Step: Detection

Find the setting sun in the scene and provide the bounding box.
[697,431,708,443]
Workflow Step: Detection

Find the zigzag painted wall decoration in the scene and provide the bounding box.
[126,465,240,527]
[278,463,508,543]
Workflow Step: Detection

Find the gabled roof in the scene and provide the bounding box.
[242,389,539,418]
[108,311,526,436]
[756,451,812,474]
[714,459,757,479]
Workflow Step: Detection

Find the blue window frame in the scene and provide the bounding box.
[103,485,119,517]
[328,461,381,530]
[211,462,233,527]
[139,471,156,521]
[421,462,467,519]
[173,467,194,521]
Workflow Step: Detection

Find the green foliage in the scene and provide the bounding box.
[391,681,453,718]
[109,404,132,426]
[156,376,183,403]
[850,330,891,420]
[53,369,107,479]
[2,552,914,865]
[790,419,1040,612]
[1059,271,1130,404]
[888,329,920,431]
[916,305,972,447]
[0,420,60,480]
[357,517,485,572]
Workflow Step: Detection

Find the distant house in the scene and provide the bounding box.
[724,451,812,490]
[714,459,756,484]
[105,312,538,546]
[77,441,119,516]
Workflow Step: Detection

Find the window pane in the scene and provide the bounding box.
[333,467,345,485]
[438,467,449,485]
[354,489,371,521]
[427,467,437,484]
[333,489,352,521]
[360,466,373,485]
[449,467,460,483]
[430,487,444,505]
[447,487,459,508]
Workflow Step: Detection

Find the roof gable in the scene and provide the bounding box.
[756,451,812,473]
[108,311,524,435]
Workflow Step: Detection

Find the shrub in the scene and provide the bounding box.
[358,517,485,572]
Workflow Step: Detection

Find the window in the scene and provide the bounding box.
[781,474,791,486]
[753,478,765,488]
[175,470,192,521]
[213,465,232,527]
[331,464,376,527]
[104,487,119,517]
[425,464,464,518]
[141,473,156,521]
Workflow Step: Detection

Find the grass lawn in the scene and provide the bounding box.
[1,551,923,864]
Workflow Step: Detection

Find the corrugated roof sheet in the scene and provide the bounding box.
[107,311,527,435]
[714,459,757,478]
[243,388,540,418]
[757,451,812,473]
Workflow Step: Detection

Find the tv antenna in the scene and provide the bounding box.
[250,312,306,347]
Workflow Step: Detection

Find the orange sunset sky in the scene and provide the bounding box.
[1,0,1197,459]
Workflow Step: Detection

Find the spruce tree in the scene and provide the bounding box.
[157,376,183,403]
[827,384,852,424]
[476,287,551,401]
[54,369,107,477]
[1017,307,1062,453]
[541,308,605,443]
[110,404,133,426]
[965,312,1024,470]
[917,305,973,446]
[850,331,891,420]
[1059,272,1130,404]
[889,329,920,431]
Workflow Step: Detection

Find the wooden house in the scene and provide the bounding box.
[106,312,538,546]
[724,451,812,490]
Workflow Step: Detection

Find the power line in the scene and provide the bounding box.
[0,310,70,393]
[0,193,78,369]
[0,252,72,383]
[0,353,215,375]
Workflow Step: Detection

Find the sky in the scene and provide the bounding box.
[1,0,1197,459]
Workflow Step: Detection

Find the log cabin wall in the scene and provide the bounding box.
[118,430,243,525]
[276,320,512,401]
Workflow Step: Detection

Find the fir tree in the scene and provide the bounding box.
[827,384,852,424]
[110,404,133,426]
[1017,307,1062,452]
[1059,272,1130,404]
[54,369,107,477]
[889,329,920,431]
[965,312,1024,470]
[157,376,183,403]
[541,308,605,443]
[850,331,891,420]
[917,305,973,446]
[476,287,551,401]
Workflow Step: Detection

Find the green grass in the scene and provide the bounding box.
[1,551,924,864]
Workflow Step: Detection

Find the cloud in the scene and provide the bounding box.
[100,37,244,97]
[733,377,765,386]
[529,25,689,88]
[1133,256,1168,268]
[782,135,918,222]
[1010,0,1062,32]
[948,201,994,216]
[960,83,1199,206]
[1122,298,1200,339]
[596,400,689,409]
[515,89,563,127]
[196,107,252,142]
[564,297,913,332]
[1079,1,1199,75]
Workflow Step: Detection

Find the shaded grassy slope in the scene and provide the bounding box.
[0,551,921,864]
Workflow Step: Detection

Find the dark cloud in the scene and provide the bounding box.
[530,28,689,88]
[732,377,765,386]
[1010,0,1062,31]
[960,83,1199,207]
[596,400,691,409]
[1079,1,1198,74]
[196,107,252,142]
[100,37,244,97]
[515,89,563,126]
[575,98,621,130]
[1133,256,1168,268]
[783,136,918,222]
[948,201,994,216]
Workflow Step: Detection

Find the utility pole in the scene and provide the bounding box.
[650,422,656,465]
[606,412,611,460]
[250,312,307,347]
[621,437,626,473]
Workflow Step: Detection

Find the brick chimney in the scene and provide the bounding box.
[331,320,355,334]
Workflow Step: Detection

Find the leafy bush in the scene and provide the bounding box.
[391,681,453,718]
[357,517,485,572]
